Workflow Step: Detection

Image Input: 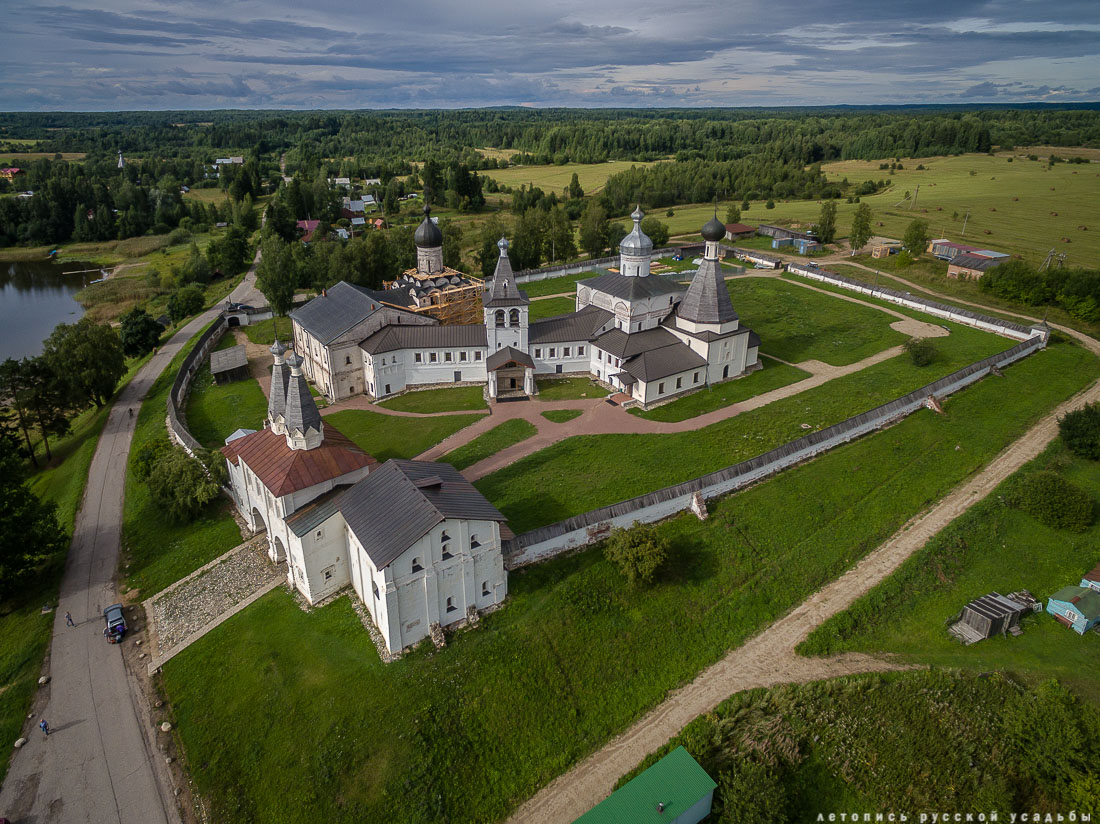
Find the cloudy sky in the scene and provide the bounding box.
[3,0,1098,110]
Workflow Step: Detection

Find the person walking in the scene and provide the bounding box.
[65,611,74,627]
[39,719,50,737]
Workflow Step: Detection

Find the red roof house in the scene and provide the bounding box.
[296,219,321,242]
[222,425,375,497]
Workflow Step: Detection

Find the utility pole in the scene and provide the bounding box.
[961,208,970,237]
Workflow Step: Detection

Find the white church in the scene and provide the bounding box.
[290,207,760,409]
[222,345,510,655]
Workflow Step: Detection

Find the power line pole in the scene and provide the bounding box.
[961,208,970,237]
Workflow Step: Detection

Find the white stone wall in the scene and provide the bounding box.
[363,346,488,398]
[531,341,590,375]
[635,367,707,405]
[291,511,351,604]
[486,306,528,352]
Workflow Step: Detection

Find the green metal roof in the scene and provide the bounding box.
[573,747,716,824]
[1050,586,1100,621]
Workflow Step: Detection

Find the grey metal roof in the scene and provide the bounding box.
[360,324,487,355]
[268,358,290,422]
[677,257,739,325]
[290,281,386,344]
[483,238,529,307]
[338,460,507,570]
[413,206,443,248]
[747,330,761,348]
[283,354,322,435]
[578,272,685,303]
[622,343,707,383]
[593,327,680,360]
[209,345,247,374]
[529,305,614,344]
[619,206,654,255]
[285,485,352,537]
[701,214,726,242]
[486,346,534,371]
[950,254,1001,271]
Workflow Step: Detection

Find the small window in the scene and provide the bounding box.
[412,557,423,573]
[345,355,352,365]
[429,352,437,363]
[534,348,542,358]
[482,580,490,597]
[693,371,700,384]
[441,530,450,542]
[658,382,665,394]
[474,351,482,361]
[415,353,422,363]
[549,347,556,358]
[445,352,452,362]
[459,351,467,362]
[384,384,391,394]
[323,566,334,581]
[563,346,571,357]
[470,534,481,549]
[676,377,682,389]
[446,596,456,613]
[372,581,379,599]
[441,544,453,560]
[578,346,585,356]
[315,528,324,541]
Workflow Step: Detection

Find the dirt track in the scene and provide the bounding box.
[507,283,1100,824]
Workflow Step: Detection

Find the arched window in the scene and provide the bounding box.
[441,544,453,560]
[509,308,520,327]
[441,530,450,542]
[445,596,457,613]
[470,534,481,549]
[495,310,505,327]
[482,580,490,596]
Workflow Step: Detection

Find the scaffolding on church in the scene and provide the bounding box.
[380,269,485,326]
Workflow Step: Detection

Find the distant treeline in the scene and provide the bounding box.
[980,259,1100,324]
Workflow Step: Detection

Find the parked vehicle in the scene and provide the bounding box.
[103,603,126,643]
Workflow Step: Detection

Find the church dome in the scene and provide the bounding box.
[701,213,726,242]
[619,205,653,255]
[414,204,443,248]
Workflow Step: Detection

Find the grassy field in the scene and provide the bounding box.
[484,160,660,195]
[442,419,538,471]
[122,326,244,600]
[520,272,599,298]
[529,296,576,320]
[377,385,487,413]
[630,359,811,422]
[631,669,1098,820]
[732,277,909,365]
[159,335,1097,824]
[482,318,1019,533]
[799,440,1100,705]
[0,151,86,163]
[541,409,584,423]
[185,366,269,450]
[242,316,293,345]
[325,409,484,462]
[535,377,609,400]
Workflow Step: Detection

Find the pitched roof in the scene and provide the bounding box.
[283,360,322,435]
[724,223,755,234]
[1082,562,1100,585]
[222,426,375,498]
[296,219,320,242]
[578,272,685,303]
[677,257,739,325]
[209,345,247,374]
[592,327,680,360]
[360,323,487,355]
[529,305,614,344]
[574,747,715,824]
[291,281,387,344]
[486,346,534,370]
[285,485,352,537]
[338,460,506,570]
[950,254,1002,271]
[483,239,529,307]
[1050,586,1100,620]
[622,342,707,383]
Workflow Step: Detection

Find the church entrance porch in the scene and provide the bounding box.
[486,346,536,400]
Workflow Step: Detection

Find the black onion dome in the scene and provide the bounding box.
[701,213,726,242]
[414,204,443,248]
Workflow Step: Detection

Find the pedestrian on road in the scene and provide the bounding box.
[39,719,49,736]
[65,611,74,627]
[128,407,133,418]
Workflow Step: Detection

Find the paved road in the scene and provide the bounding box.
[0,263,261,824]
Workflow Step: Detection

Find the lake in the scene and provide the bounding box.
[0,258,102,359]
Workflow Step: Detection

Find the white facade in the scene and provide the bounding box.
[363,346,488,399]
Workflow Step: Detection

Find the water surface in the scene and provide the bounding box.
[0,258,100,359]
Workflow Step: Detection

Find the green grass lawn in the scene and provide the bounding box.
[243,316,294,346]
[520,271,600,298]
[28,404,113,533]
[629,358,811,422]
[529,296,576,320]
[482,321,1020,534]
[541,409,583,423]
[0,593,58,784]
[325,409,484,462]
[799,440,1100,706]
[536,377,609,399]
[123,326,245,599]
[484,160,659,195]
[442,419,538,471]
[159,335,1097,824]
[731,278,909,366]
[184,365,269,450]
[377,385,487,413]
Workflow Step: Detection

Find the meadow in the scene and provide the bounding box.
[484,160,660,195]
[158,332,1098,824]
[184,364,270,450]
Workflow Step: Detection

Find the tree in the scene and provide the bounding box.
[42,318,126,408]
[579,203,609,259]
[904,338,936,366]
[118,308,163,358]
[0,434,69,602]
[814,200,837,244]
[207,225,250,276]
[603,522,670,586]
[765,199,775,210]
[849,201,873,254]
[725,203,741,224]
[641,216,670,247]
[902,218,931,257]
[0,357,71,466]
[145,443,222,523]
[166,284,205,324]
[545,206,577,263]
[256,235,299,316]
[566,172,584,200]
[175,242,213,285]
[1059,403,1100,460]
[509,209,544,271]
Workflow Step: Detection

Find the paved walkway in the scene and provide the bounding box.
[0,259,263,824]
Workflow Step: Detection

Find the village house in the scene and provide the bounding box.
[723,222,756,241]
[1046,585,1100,634]
[947,252,1006,280]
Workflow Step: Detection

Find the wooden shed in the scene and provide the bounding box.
[210,344,249,385]
[948,592,1029,645]
[573,747,716,824]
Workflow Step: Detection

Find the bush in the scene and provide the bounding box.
[167,284,204,323]
[904,338,936,367]
[715,759,788,824]
[146,444,222,523]
[603,522,670,586]
[1007,471,1094,532]
[1058,403,1100,460]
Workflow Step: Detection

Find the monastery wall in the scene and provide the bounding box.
[167,315,229,458]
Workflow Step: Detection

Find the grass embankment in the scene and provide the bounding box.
[377,385,487,413]
[632,670,1100,820]
[535,377,609,400]
[481,321,1015,534]
[160,337,1097,824]
[325,409,484,462]
[799,440,1100,705]
[629,359,810,423]
[185,365,269,450]
[242,316,293,345]
[123,326,243,600]
[541,409,583,423]
[529,297,576,320]
[442,419,538,471]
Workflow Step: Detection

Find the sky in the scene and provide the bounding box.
[2,0,1099,110]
